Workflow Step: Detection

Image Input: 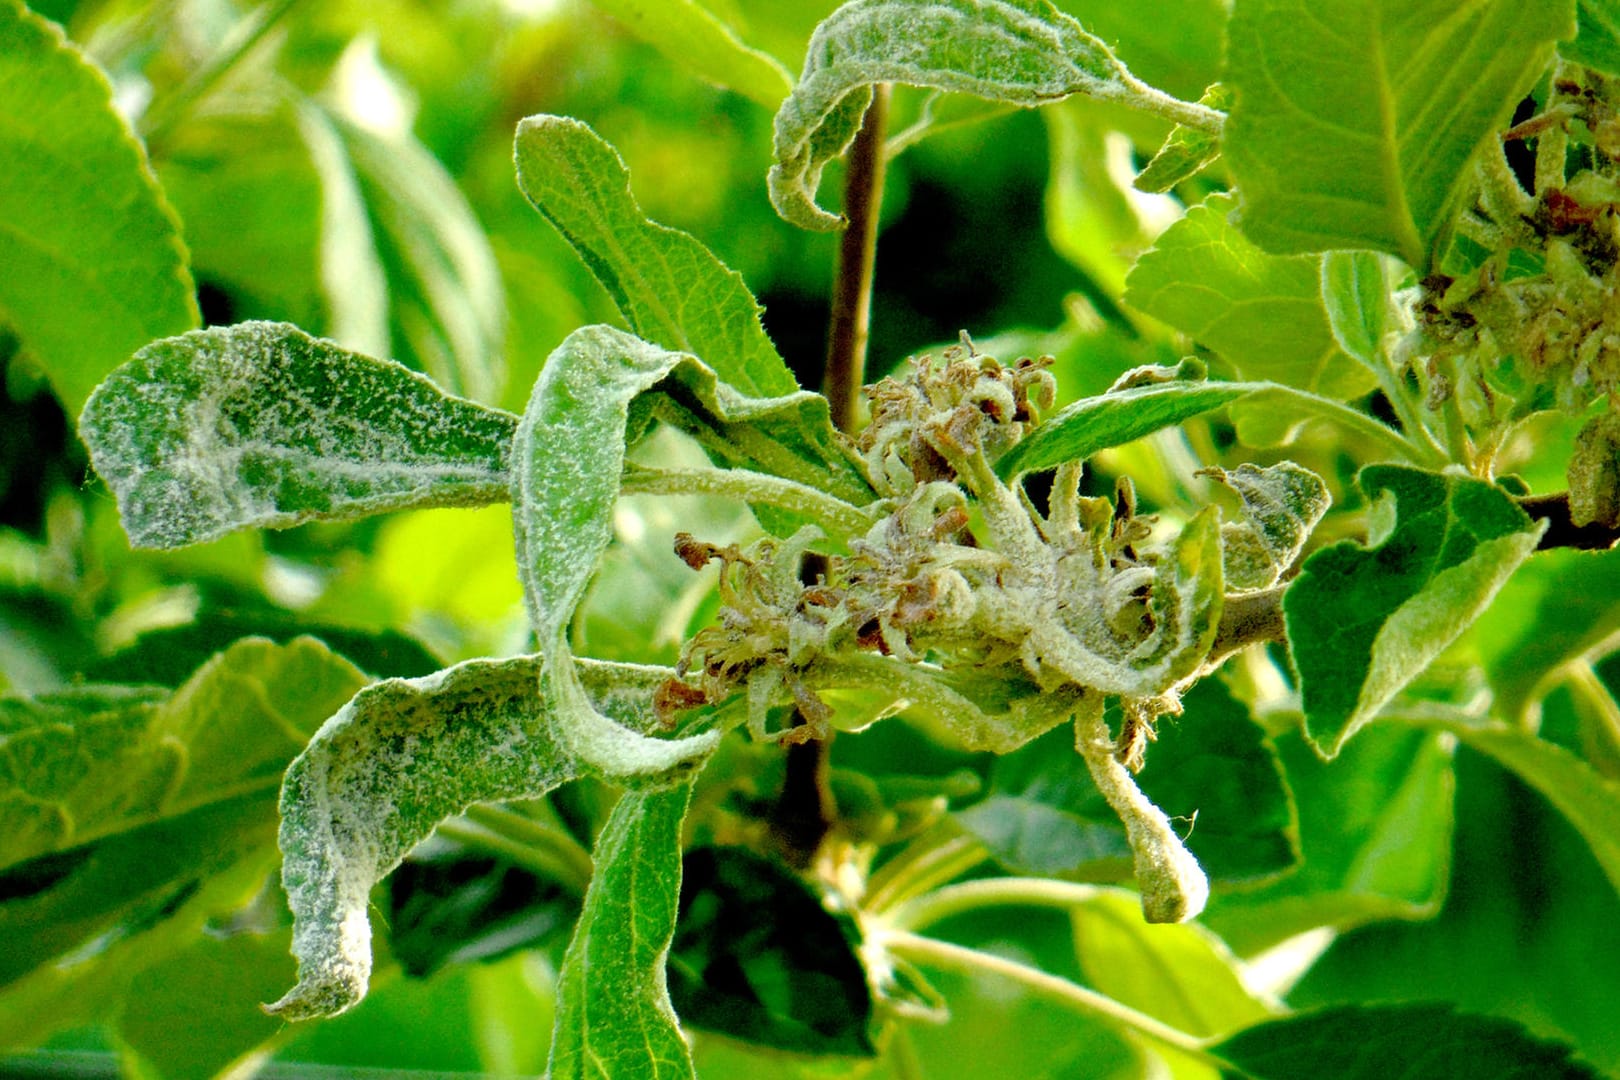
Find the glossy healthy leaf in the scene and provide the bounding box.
[586,1,794,110]
[995,377,1257,480]
[1468,546,1620,722]
[1227,384,1420,462]
[1124,194,1374,399]
[1070,888,1274,1038]
[1214,1003,1606,1080]
[1224,0,1576,267]
[1202,725,1455,956]
[769,0,1146,230]
[0,638,365,871]
[514,115,798,399]
[957,680,1296,883]
[512,326,721,784]
[79,321,517,550]
[268,654,687,1020]
[1204,462,1331,592]
[1285,465,1544,756]
[1409,716,1620,898]
[1563,0,1620,76]
[0,0,198,416]
[549,784,696,1080]
[669,847,873,1056]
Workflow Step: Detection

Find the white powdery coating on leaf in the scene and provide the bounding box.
[513,325,720,784]
[79,321,516,549]
[266,655,685,1019]
[769,0,1131,229]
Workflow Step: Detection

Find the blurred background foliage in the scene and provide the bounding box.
[4,0,1619,1077]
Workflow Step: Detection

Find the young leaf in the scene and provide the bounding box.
[1202,725,1454,956]
[1204,462,1332,592]
[669,847,874,1056]
[267,654,685,1020]
[512,326,721,783]
[770,0,1146,230]
[1133,82,1228,194]
[994,378,1259,480]
[585,1,793,110]
[1224,0,1576,267]
[0,638,366,872]
[79,321,517,550]
[549,784,697,1080]
[1124,194,1374,399]
[0,0,198,416]
[1285,465,1545,757]
[514,116,799,400]
[1319,250,1393,369]
[1213,1003,1606,1080]
[1227,384,1420,463]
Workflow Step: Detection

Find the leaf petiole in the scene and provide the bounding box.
[873,928,1224,1066]
[620,462,880,541]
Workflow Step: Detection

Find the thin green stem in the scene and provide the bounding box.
[140,0,306,144]
[1371,360,1449,464]
[1117,73,1225,135]
[876,929,1224,1066]
[865,829,991,915]
[447,803,595,894]
[1566,662,1620,761]
[620,463,877,541]
[887,877,1107,931]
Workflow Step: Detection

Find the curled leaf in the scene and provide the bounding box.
[267,655,684,1020]
[1204,462,1331,591]
[512,326,721,783]
[770,0,1137,230]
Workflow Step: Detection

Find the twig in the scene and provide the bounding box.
[771,85,892,868]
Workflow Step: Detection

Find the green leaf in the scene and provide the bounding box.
[956,680,1297,883]
[79,321,517,550]
[1204,462,1331,592]
[0,0,198,416]
[1202,725,1455,956]
[1133,82,1228,194]
[1224,0,1576,267]
[1124,194,1375,399]
[0,637,365,871]
[769,0,1143,230]
[1227,384,1420,463]
[1320,251,1393,369]
[0,809,279,1051]
[1563,0,1620,76]
[514,115,799,400]
[549,784,696,1080]
[1070,889,1274,1038]
[267,654,687,1020]
[994,377,1257,480]
[669,847,874,1056]
[512,326,722,783]
[1468,546,1620,722]
[1406,716,1620,899]
[1214,1003,1606,1080]
[636,352,874,508]
[1285,465,1544,756]
[586,1,794,110]
[335,115,506,405]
